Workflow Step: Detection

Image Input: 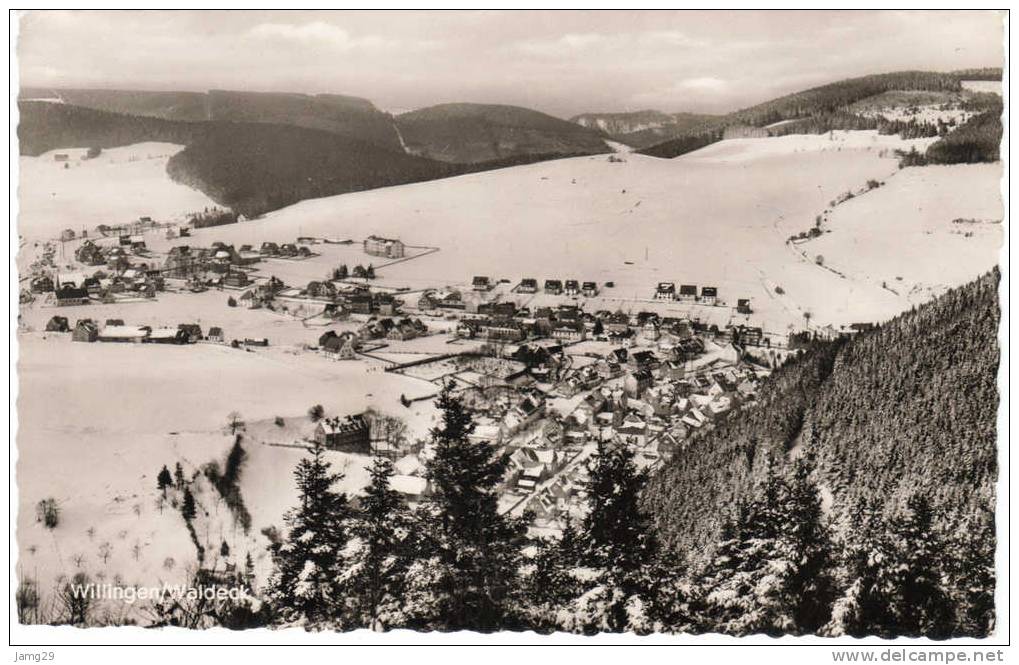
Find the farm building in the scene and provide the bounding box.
[99,325,150,343]
[148,328,189,344]
[314,414,370,453]
[71,319,99,342]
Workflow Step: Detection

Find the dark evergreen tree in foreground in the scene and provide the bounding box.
[403,383,529,632]
[338,457,414,629]
[695,455,836,636]
[266,439,350,626]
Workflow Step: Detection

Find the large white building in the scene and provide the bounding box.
[364,235,405,259]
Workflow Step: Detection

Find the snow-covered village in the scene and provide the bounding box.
[10,9,1007,651]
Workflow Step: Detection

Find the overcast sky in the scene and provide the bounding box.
[17,10,1005,118]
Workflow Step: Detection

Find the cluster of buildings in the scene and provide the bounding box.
[511,277,600,297]
[653,282,720,305]
[51,317,223,345]
[315,317,429,360]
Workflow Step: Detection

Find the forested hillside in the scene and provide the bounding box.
[645,269,999,559]
[569,110,722,149]
[18,100,200,155]
[164,122,458,217]
[640,70,1001,158]
[396,103,609,163]
[19,88,402,151]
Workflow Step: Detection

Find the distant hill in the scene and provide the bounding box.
[395,103,610,163]
[570,110,722,149]
[19,87,210,122]
[645,269,1000,560]
[640,69,1003,159]
[18,88,402,152]
[17,100,589,218]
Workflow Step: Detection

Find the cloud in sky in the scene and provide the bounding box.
[16,10,1005,117]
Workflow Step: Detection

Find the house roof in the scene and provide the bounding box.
[679,284,698,295]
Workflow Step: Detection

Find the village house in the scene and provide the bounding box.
[99,325,151,343]
[390,475,429,502]
[582,281,599,297]
[305,280,337,300]
[54,283,90,306]
[564,279,580,296]
[71,319,99,342]
[501,394,546,437]
[603,311,631,334]
[679,284,698,302]
[543,279,563,295]
[45,315,70,332]
[177,323,203,343]
[314,414,370,453]
[480,318,527,342]
[363,235,405,259]
[260,242,280,257]
[700,286,719,305]
[737,298,753,315]
[628,349,660,372]
[319,330,359,360]
[518,278,538,293]
[30,275,54,293]
[624,369,654,398]
[206,327,225,343]
[472,275,493,291]
[551,320,586,343]
[477,300,515,319]
[75,241,105,266]
[655,282,676,301]
[223,271,251,288]
[148,328,189,344]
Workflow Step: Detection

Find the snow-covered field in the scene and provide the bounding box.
[15,333,441,617]
[172,129,967,332]
[805,163,1003,309]
[17,143,218,242]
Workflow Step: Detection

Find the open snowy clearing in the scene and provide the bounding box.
[17,143,218,242]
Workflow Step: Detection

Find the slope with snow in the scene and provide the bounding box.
[17,143,218,242]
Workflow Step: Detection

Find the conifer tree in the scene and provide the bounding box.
[526,515,582,626]
[823,499,899,638]
[174,462,185,490]
[181,487,197,521]
[889,493,954,638]
[404,383,528,631]
[946,509,995,637]
[338,457,414,629]
[777,454,837,633]
[157,465,173,496]
[266,439,350,626]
